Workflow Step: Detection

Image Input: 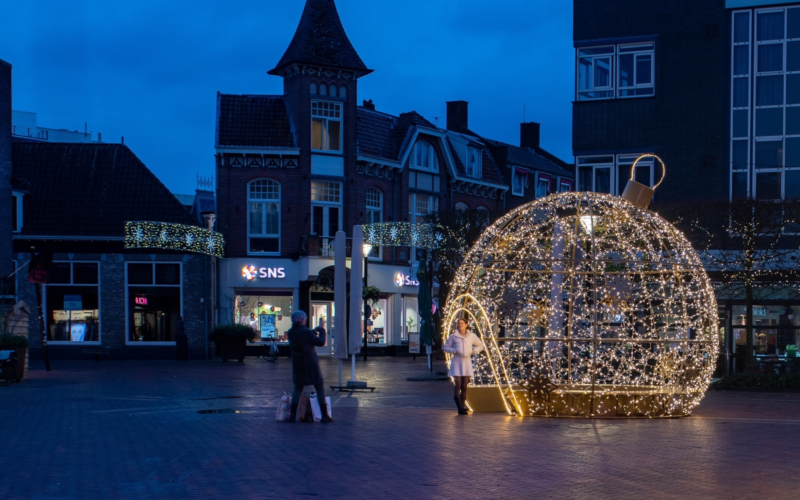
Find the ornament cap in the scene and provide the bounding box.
[621,154,665,209]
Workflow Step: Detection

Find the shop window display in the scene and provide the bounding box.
[235,295,293,343]
[367,298,388,344]
[732,305,800,355]
[45,262,100,342]
[127,263,182,343]
[403,296,419,340]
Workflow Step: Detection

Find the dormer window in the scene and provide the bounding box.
[412,140,439,172]
[311,101,342,153]
[11,191,23,233]
[512,167,528,196]
[467,147,482,178]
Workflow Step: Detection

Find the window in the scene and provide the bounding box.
[366,188,382,259]
[536,174,551,198]
[11,191,23,233]
[235,293,293,344]
[409,193,439,261]
[559,179,573,193]
[512,167,528,196]
[413,140,440,172]
[466,147,482,178]
[402,296,419,340]
[311,181,343,256]
[248,179,281,254]
[310,82,317,95]
[577,156,614,193]
[311,101,342,153]
[127,263,182,343]
[577,155,655,195]
[455,202,469,211]
[44,262,100,343]
[731,7,800,199]
[577,43,655,100]
[366,297,388,344]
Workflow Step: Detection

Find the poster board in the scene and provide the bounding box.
[409,332,421,354]
[260,314,276,339]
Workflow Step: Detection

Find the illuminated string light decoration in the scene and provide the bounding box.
[125,221,225,258]
[444,157,718,418]
[362,222,438,249]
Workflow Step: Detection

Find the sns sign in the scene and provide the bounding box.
[242,265,286,281]
[395,272,420,287]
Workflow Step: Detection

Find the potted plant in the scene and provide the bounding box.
[787,344,798,358]
[209,324,256,362]
[0,333,29,382]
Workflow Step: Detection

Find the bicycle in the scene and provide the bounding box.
[259,337,279,363]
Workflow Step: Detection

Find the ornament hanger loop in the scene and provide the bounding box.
[631,154,666,190]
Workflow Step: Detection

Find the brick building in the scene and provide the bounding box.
[0,59,12,280]
[572,1,800,370]
[12,142,212,359]
[215,0,571,353]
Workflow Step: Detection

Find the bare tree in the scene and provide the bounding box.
[658,198,800,374]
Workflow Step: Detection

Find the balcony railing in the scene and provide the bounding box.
[12,126,48,140]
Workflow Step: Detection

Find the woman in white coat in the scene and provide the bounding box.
[442,318,485,415]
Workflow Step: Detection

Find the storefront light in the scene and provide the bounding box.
[363,243,373,257]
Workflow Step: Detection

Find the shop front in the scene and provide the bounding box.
[219,258,300,351]
[366,263,426,350]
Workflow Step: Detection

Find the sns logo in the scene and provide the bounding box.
[243,266,287,280]
[395,272,420,287]
[242,265,258,280]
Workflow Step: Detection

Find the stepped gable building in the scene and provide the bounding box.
[215,0,570,353]
[12,141,212,359]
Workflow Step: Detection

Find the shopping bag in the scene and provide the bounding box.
[275,392,292,422]
[310,396,332,422]
[298,395,313,422]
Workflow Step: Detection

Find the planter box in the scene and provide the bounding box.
[220,339,246,363]
[0,346,27,382]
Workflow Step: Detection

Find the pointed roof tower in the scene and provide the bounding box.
[268,0,372,77]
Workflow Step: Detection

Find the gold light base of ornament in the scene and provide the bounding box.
[468,384,704,418]
[621,179,655,209]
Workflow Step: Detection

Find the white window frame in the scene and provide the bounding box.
[576,43,655,101]
[311,181,343,255]
[311,100,343,153]
[511,167,527,196]
[617,43,656,98]
[466,147,482,179]
[125,262,183,346]
[576,156,615,193]
[409,193,439,263]
[576,154,657,195]
[11,190,23,233]
[248,179,281,256]
[559,178,573,193]
[44,261,102,345]
[412,140,440,172]
[366,187,383,260]
[535,173,551,199]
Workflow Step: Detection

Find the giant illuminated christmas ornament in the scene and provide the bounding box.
[443,155,719,417]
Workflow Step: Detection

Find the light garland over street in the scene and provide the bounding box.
[125,221,225,258]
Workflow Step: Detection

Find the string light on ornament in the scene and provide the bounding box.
[443,154,719,418]
[125,221,225,258]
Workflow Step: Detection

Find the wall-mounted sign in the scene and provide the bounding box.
[242,266,286,280]
[64,295,82,311]
[134,297,148,306]
[395,272,420,287]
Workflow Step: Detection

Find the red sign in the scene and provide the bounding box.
[28,247,54,284]
[135,297,148,306]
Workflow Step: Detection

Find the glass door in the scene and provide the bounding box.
[311,302,334,356]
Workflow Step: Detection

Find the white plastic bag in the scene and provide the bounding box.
[275,392,292,422]
[310,396,332,422]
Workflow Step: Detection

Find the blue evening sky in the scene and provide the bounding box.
[0,0,574,195]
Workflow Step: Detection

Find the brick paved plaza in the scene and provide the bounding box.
[2,357,799,500]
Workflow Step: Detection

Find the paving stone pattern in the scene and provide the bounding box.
[1,357,799,499]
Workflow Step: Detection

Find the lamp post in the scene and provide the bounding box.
[362,243,372,362]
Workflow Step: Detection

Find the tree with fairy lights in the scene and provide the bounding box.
[424,207,496,316]
[659,197,800,374]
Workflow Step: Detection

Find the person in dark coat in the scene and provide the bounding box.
[288,311,333,423]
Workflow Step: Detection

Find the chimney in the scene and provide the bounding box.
[520,122,540,149]
[446,101,469,132]
[362,99,375,111]
[97,132,102,143]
